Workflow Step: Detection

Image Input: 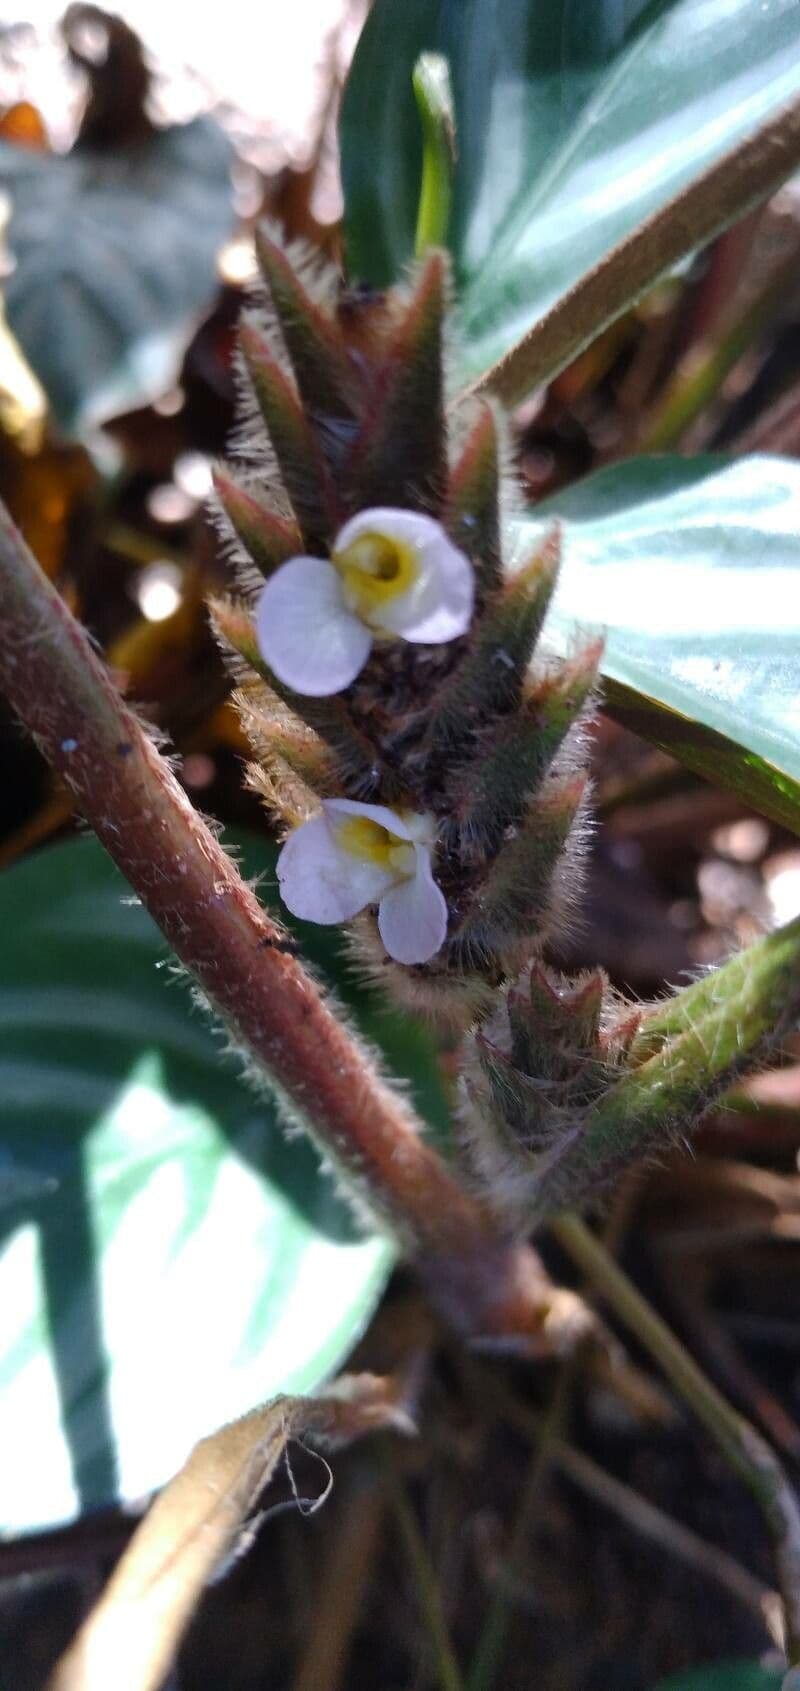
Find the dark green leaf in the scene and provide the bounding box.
[341,0,800,387]
[652,1661,783,1691]
[0,117,234,434]
[0,831,449,1533]
[515,455,800,832]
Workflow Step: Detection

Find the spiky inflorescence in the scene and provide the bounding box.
[460,961,644,1225]
[210,231,800,1236]
[211,230,600,1028]
[461,917,800,1232]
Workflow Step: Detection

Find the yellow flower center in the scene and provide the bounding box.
[333,530,419,625]
[335,815,416,877]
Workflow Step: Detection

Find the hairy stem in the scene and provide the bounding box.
[522,915,800,1223]
[553,1212,800,1662]
[0,500,587,1351]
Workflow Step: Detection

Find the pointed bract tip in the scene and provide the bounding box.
[213,466,302,577]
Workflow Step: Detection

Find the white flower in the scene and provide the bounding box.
[255,507,474,697]
[277,799,448,965]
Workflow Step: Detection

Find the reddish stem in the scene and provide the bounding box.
[0,503,585,1351]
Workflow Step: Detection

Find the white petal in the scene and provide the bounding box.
[278,815,395,924]
[323,798,418,844]
[377,846,448,964]
[256,556,372,696]
[334,507,474,644]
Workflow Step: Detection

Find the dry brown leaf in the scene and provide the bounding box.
[49,1372,415,1691]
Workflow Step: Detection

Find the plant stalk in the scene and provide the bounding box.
[0,499,588,1353]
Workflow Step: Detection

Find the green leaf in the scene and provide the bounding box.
[514,455,800,832]
[341,0,800,388]
[651,1661,783,1691]
[0,832,449,1535]
[0,117,234,434]
[412,52,455,257]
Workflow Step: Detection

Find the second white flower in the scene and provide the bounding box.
[277,799,448,965]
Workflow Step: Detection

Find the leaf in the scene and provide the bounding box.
[474,98,800,408]
[340,0,800,390]
[514,455,800,832]
[0,117,234,434]
[51,1373,414,1691]
[651,1662,784,1691]
[0,832,449,1534]
[412,52,455,256]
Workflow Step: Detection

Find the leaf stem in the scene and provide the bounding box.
[552,1212,800,1663]
[524,916,800,1222]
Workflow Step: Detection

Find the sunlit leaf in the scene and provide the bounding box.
[341,0,800,387]
[0,832,449,1533]
[0,116,234,434]
[515,455,800,832]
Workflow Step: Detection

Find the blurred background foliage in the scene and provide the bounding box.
[0,4,800,1689]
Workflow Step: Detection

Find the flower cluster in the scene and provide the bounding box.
[211,233,800,1237]
[212,232,599,1025]
[258,504,473,964]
